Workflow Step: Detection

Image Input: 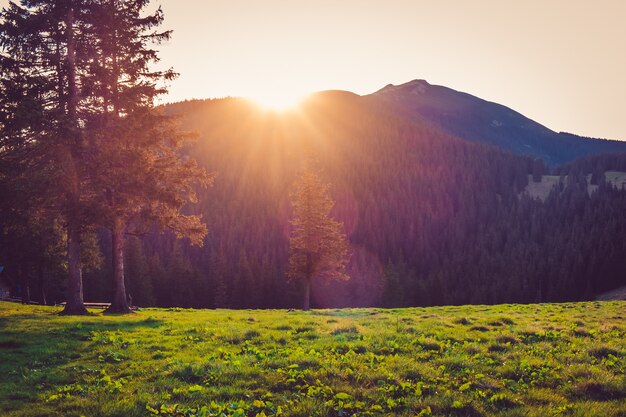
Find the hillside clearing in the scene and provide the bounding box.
[524,171,626,201]
[605,171,626,189]
[524,175,563,201]
[0,302,624,417]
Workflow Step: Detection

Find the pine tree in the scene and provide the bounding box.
[1,1,212,314]
[80,0,212,314]
[0,1,95,314]
[287,168,349,310]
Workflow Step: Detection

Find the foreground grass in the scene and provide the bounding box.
[0,302,624,417]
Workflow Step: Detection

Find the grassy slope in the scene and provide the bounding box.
[524,171,626,201]
[605,171,626,189]
[524,175,563,201]
[0,302,624,417]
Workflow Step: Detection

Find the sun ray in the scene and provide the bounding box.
[246,90,309,112]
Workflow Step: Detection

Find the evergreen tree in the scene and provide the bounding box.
[287,168,349,310]
[0,1,96,314]
[0,1,211,314]
[79,0,212,314]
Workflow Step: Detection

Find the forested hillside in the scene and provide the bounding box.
[3,91,626,308]
[67,94,626,308]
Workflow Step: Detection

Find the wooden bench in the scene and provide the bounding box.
[57,302,111,309]
[56,302,138,310]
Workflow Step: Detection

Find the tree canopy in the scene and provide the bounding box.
[0,0,211,314]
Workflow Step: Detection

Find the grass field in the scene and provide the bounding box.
[0,301,624,417]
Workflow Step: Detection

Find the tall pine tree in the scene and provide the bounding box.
[0,0,94,314]
[1,1,212,314]
[82,0,212,313]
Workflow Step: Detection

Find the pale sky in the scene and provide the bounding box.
[2,1,626,139]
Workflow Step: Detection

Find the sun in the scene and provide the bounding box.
[247,90,308,112]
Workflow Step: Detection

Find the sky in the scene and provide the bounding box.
[2,1,625,140]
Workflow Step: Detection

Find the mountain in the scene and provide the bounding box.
[73,92,626,309]
[7,80,626,309]
[370,79,626,165]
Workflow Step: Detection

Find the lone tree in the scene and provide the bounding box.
[288,168,349,310]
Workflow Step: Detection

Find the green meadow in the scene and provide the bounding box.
[0,301,624,417]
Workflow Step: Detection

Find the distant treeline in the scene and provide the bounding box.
[3,96,626,308]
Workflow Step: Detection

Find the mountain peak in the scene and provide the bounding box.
[375,79,430,96]
[405,79,430,86]
[367,78,626,165]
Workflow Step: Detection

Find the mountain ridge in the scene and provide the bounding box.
[164,79,626,166]
[366,79,626,165]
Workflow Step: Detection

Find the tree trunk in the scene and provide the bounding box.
[60,7,88,316]
[105,217,132,314]
[38,263,47,305]
[303,276,311,311]
[19,266,30,304]
[61,220,88,315]
[66,7,78,121]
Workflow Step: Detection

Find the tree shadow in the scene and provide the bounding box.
[0,311,164,411]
